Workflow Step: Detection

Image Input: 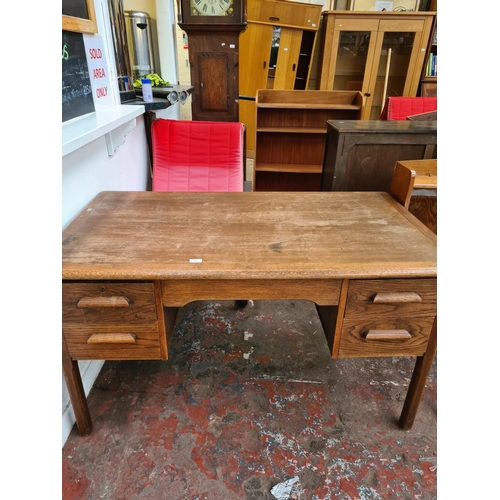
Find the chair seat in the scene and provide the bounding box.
[151,119,245,192]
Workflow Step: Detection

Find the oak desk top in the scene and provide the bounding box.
[62,191,436,281]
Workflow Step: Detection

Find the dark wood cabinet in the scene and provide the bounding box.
[321,120,437,193]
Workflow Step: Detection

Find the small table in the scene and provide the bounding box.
[62,191,437,434]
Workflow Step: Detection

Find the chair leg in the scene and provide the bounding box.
[235,300,248,308]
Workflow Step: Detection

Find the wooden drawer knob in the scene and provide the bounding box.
[87,333,137,344]
[365,329,412,341]
[77,296,130,308]
[372,292,422,303]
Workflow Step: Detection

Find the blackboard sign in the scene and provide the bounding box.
[62,0,96,33]
[62,30,95,122]
[62,0,88,20]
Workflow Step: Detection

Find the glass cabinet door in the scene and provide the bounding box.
[331,30,373,93]
[323,18,379,110]
[367,20,426,119]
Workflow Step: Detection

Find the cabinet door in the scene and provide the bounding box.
[272,27,303,89]
[239,24,274,96]
[239,24,274,156]
[366,19,429,119]
[320,18,379,106]
[188,33,239,122]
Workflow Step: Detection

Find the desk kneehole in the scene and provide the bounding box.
[338,278,437,358]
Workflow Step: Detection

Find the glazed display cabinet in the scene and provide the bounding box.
[318,11,435,120]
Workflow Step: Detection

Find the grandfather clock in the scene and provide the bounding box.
[178,0,246,121]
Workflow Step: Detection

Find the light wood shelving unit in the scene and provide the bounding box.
[239,0,323,158]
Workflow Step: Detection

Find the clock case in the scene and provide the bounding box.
[178,0,247,122]
[178,0,246,25]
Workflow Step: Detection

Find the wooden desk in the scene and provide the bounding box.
[62,191,437,434]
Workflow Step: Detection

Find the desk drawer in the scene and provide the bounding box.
[62,281,165,360]
[339,316,435,357]
[63,325,162,360]
[345,279,436,318]
[63,282,157,324]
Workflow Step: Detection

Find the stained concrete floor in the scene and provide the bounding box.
[62,300,437,499]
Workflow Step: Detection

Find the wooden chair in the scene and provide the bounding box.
[389,159,437,234]
[151,119,246,192]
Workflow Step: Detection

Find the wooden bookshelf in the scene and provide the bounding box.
[254,90,363,191]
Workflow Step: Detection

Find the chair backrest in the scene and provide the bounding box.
[389,162,417,209]
[380,96,437,121]
[151,119,245,192]
[389,159,437,234]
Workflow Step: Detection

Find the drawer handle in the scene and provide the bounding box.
[365,329,411,340]
[87,333,137,344]
[77,296,130,308]
[372,292,421,303]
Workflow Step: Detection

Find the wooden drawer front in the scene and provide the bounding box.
[63,325,162,360]
[63,282,157,325]
[345,279,436,319]
[339,316,435,358]
[249,1,320,29]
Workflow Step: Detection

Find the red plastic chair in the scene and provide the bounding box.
[151,119,245,192]
[380,96,437,121]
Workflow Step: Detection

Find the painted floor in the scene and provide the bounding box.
[62,300,437,499]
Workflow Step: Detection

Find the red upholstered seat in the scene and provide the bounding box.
[380,96,437,120]
[151,119,245,192]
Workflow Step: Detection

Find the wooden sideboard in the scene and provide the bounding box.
[320,120,437,193]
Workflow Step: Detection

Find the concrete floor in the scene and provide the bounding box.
[62,300,437,499]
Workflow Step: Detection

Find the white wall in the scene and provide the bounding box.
[62,0,180,446]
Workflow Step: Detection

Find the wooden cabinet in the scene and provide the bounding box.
[318,11,436,120]
[321,120,437,193]
[239,0,323,157]
[254,89,363,191]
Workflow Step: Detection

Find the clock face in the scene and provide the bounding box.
[190,0,233,16]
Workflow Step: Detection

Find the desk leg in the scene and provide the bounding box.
[62,334,92,435]
[399,317,437,430]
